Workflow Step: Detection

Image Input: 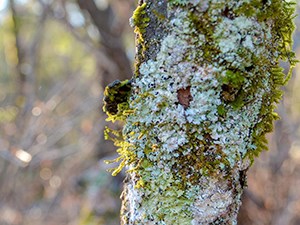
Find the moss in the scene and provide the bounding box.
[131,3,150,41]
[219,70,246,109]
[103,79,132,122]
[102,80,137,176]
[131,3,150,77]
[188,10,220,64]
[221,70,245,88]
[104,137,136,176]
[217,104,227,117]
[173,137,231,185]
[244,1,298,161]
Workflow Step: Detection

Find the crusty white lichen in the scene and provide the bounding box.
[192,177,234,224]
[106,1,297,224]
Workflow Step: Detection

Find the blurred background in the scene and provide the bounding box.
[0,0,299,225]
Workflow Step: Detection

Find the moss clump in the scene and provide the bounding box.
[103,126,137,177]
[188,10,220,64]
[245,1,298,161]
[217,104,227,117]
[131,3,150,77]
[103,79,136,176]
[103,79,132,122]
[131,3,150,41]
[220,70,245,108]
[173,140,231,186]
[221,70,245,89]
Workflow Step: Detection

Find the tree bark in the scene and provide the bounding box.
[104,0,297,224]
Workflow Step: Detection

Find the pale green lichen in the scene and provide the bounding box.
[104,0,297,224]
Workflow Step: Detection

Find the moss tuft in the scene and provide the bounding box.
[131,3,150,77]
[103,79,132,122]
[131,3,150,40]
[246,0,298,161]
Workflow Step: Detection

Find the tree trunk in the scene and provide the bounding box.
[104,0,297,224]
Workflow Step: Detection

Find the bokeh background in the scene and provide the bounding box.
[0,1,300,225]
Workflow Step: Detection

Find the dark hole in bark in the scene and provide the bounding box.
[221,84,237,102]
[177,86,193,109]
[222,7,234,20]
[239,169,248,188]
[245,65,255,71]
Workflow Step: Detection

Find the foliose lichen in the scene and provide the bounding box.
[104,0,297,224]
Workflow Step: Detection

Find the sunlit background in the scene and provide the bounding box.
[0,1,300,225]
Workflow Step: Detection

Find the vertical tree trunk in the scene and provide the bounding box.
[104,0,297,224]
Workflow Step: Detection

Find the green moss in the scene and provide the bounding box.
[188,11,220,64]
[217,105,226,117]
[131,3,150,77]
[132,3,150,40]
[162,129,232,186]
[222,70,245,88]
[243,1,298,162]
[102,80,136,176]
[104,129,136,176]
[103,79,132,122]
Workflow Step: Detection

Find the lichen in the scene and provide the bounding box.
[104,0,297,224]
